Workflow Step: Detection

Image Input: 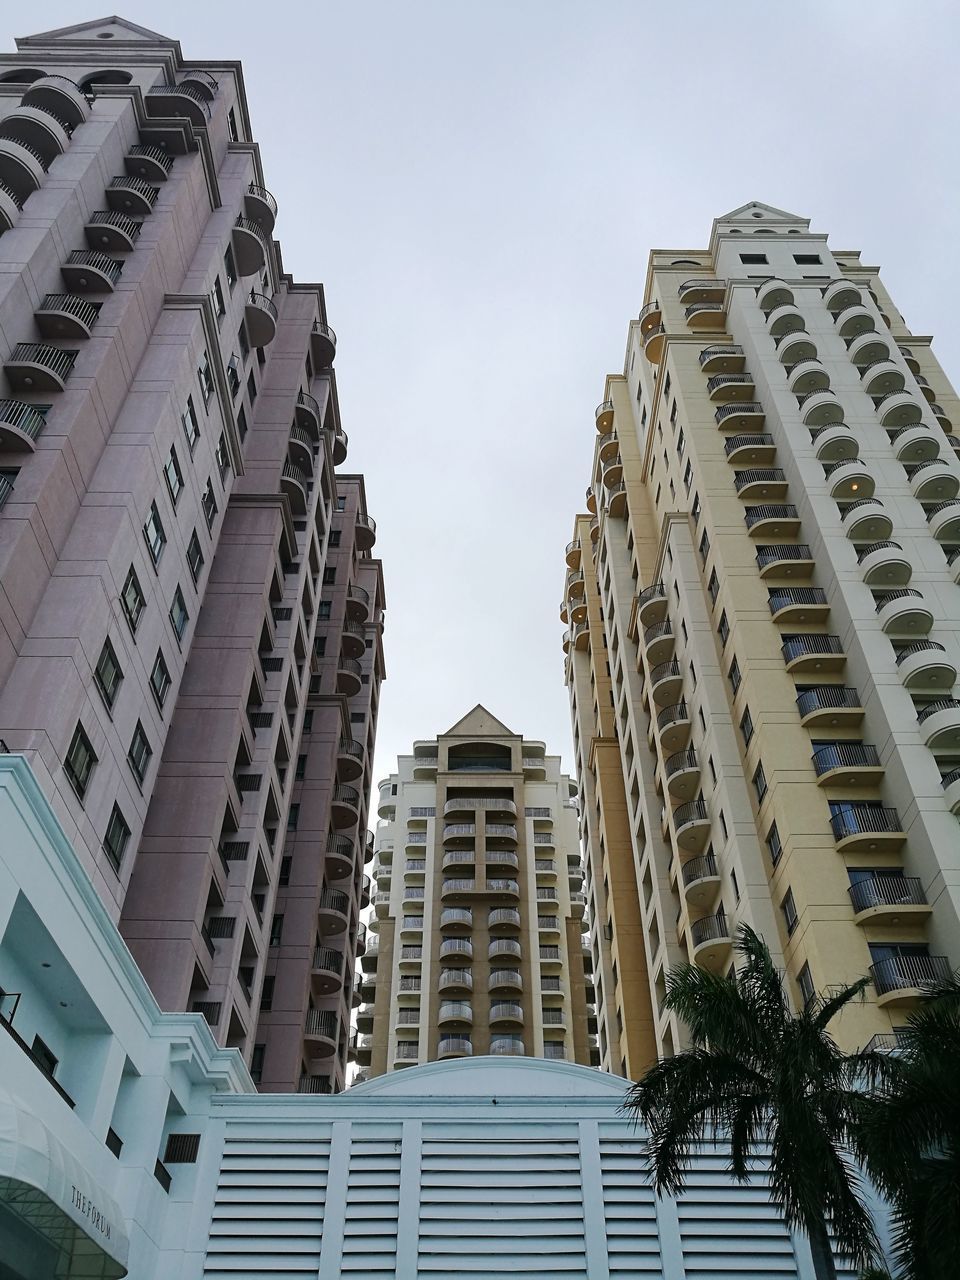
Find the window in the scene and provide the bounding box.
[145,654,170,715]
[683,460,693,492]
[794,254,821,265]
[670,400,678,427]
[250,1044,265,1084]
[350,712,365,723]
[295,754,306,781]
[186,529,204,583]
[127,720,152,785]
[227,106,238,142]
[781,887,798,936]
[708,569,719,605]
[213,276,225,319]
[260,976,274,1009]
[236,405,248,442]
[202,477,218,530]
[699,530,710,563]
[303,710,313,733]
[753,761,768,803]
[318,601,332,621]
[767,821,783,866]
[718,610,730,647]
[183,394,200,451]
[270,914,283,946]
[691,491,701,524]
[215,432,230,481]
[31,1035,58,1079]
[103,804,130,873]
[740,253,768,264]
[224,245,237,288]
[664,373,671,397]
[237,319,249,363]
[198,354,215,406]
[336,497,346,511]
[728,656,741,693]
[164,444,184,506]
[731,868,740,904]
[121,566,145,634]
[328,530,341,548]
[322,567,336,585]
[247,369,257,404]
[65,723,97,799]
[287,803,300,830]
[94,638,123,709]
[719,810,728,840]
[797,962,815,1009]
[169,585,189,641]
[143,502,166,566]
[226,355,241,397]
[740,706,754,746]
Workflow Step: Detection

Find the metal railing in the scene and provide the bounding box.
[744,504,799,528]
[871,954,949,996]
[305,1008,337,1038]
[665,748,699,779]
[438,970,473,991]
[715,402,764,422]
[247,181,278,217]
[234,214,267,244]
[319,888,349,915]
[87,209,142,240]
[657,701,689,730]
[757,544,814,568]
[439,1001,473,1023]
[247,290,278,322]
[490,1038,525,1056]
[490,939,522,960]
[830,805,902,842]
[0,135,48,170]
[849,876,926,914]
[682,853,718,887]
[0,399,46,441]
[127,143,173,173]
[917,698,960,725]
[724,432,775,456]
[796,687,861,718]
[650,659,682,686]
[150,81,211,118]
[768,586,827,612]
[65,248,122,283]
[675,800,709,829]
[896,641,947,665]
[440,908,472,928]
[812,743,880,775]
[699,344,743,366]
[707,373,753,394]
[489,908,521,928]
[874,588,925,613]
[857,540,902,562]
[440,939,473,959]
[332,783,360,808]
[734,467,785,490]
[108,174,158,206]
[438,1037,472,1056]
[685,301,725,318]
[489,971,522,989]
[690,912,730,948]
[782,634,844,663]
[7,343,77,381]
[312,946,344,974]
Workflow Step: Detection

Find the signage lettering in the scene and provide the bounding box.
[70,1184,113,1242]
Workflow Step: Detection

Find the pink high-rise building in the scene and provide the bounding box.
[0,16,384,1093]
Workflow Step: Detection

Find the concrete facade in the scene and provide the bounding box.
[0,17,384,1092]
[360,706,596,1078]
[565,201,960,1061]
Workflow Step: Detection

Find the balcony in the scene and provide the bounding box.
[340,622,366,661]
[835,304,875,340]
[664,748,700,800]
[438,969,473,993]
[942,767,960,815]
[600,454,623,489]
[871,954,950,1008]
[858,541,912,587]
[917,698,960,752]
[842,499,893,543]
[767,587,829,623]
[766,303,804,339]
[775,331,817,365]
[490,939,522,963]
[146,79,212,126]
[894,424,941,467]
[331,425,348,465]
[34,293,99,340]
[490,1037,526,1056]
[437,1037,472,1059]
[781,634,846,674]
[318,888,350,933]
[22,74,89,129]
[744,504,801,539]
[673,800,711,854]
[875,589,934,637]
[0,106,69,169]
[908,459,960,504]
[355,512,377,551]
[231,215,268,277]
[814,422,860,463]
[124,143,173,182]
[812,743,883,787]
[657,701,691,753]
[679,277,726,304]
[0,399,46,451]
[931,403,953,431]
[312,946,345,996]
[245,182,278,235]
[295,390,321,438]
[311,320,337,367]
[826,459,874,502]
[875,391,922,430]
[441,878,477,899]
[831,805,905,853]
[280,461,309,513]
[848,331,890,367]
[489,907,521,933]
[636,581,668,627]
[928,499,960,543]
[643,620,674,665]
[756,278,794,313]
[796,687,863,729]
[440,907,473,933]
[440,938,474,962]
[326,833,355,879]
[685,301,726,329]
[595,400,614,432]
[303,1008,337,1054]
[0,137,45,204]
[798,389,843,429]
[724,432,776,465]
[715,402,765,430]
[849,876,930,926]
[786,358,829,396]
[442,823,476,846]
[733,467,788,502]
[699,344,744,375]
[649,658,683,704]
[83,210,142,256]
[565,538,581,570]
[707,372,755,403]
[60,249,122,292]
[757,540,814,581]
[438,1001,473,1027]
[489,970,523,993]
[487,823,519,845]
[336,655,362,697]
[331,783,360,827]
[822,278,862,313]
[682,852,721,908]
[896,641,957,693]
[489,1003,524,1026]
[337,737,366,782]
[4,343,76,393]
[862,359,905,397]
[690,912,732,967]
[245,291,278,347]
[0,179,21,233]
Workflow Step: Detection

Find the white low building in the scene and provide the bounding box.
[0,755,883,1278]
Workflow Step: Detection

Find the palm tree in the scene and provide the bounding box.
[856,979,960,1279]
[621,924,883,1279]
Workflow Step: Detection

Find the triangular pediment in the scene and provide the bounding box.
[444,704,515,738]
[716,201,809,227]
[18,16,175,46]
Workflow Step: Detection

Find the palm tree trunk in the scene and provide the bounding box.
[808,1217,838,1280]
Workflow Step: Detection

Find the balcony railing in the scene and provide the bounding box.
[128,143,173,174]
[744,504,799,529]
[796,687,861,718]
[699,344,743,367]
[313,946,344,974]
[657,701,689,730]
[734,467,785,491]
[665,748,698,779]
[756,544,813,568]
[830,806,902,842]
[319,888,350,915]
[896,640,947,666]
[782,634,844,663]
[490,1037,525,1056]
[917,697,960,725]
[715,402,764,423]
[849,876,926,915]
[636,582,666,609]
[874,588,925,614]
[674,800,709,829]
[247,181,278,219]
[812,743,880,776]
[305,1008,337,1038]
[690,912,730,949]
[871,954,950,997]
[682,852,718,887]
[65,248,122,284]
[768,587,828,613]
[0,399,47,441]
[333,784,360,808]
[650,659,682,685]
[7,343,77,382]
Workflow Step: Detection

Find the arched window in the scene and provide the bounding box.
[670,259,701,267]
[78,69,132,91]
[0,67,45,84]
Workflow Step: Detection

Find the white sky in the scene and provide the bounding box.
[11,1,960,791]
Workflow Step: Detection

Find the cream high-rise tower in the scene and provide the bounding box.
[357,706,595,1078]
[564,202,960,1067]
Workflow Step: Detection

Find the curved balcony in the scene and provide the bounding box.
[908,459,959,504]
[657,700,691,753]
[311,320,337,367]
[4,343,76,394]
[356,921,368,955]
[724,432,776,465]
[489,1002,523,1026]
[286,426,316,473]
[649,658,683,704]
[875,391,922,429]
[862,359,905,397]
[572,619,589,651]
[559,598,569,626]
[331,783,360,828]
[336,655,362,697]
[831,805,904,852]
[303,1008,338,1055]
[743,504,801,538]
[931,403,953,431]
[871,954,950,1008]
[61,249,122,292]
[291,391,320,440]
[841,499,893,543]
[585,485,597,516]
[84,209,142,255]
[797,686,863,729]
[896,641,957,693]
[442,823,476,845]
[813,742,883,787]
[440,907,473,933]
[441,878,477,899]
[231,215,268,277]
[0,105,69,167]
[489,907,521,933]
[0,177,21,233]
[0,135,45,204]
[775,331,817,365]
[679,277,726,304]
[439,937,473,963]
[146,80,211,127]
[486,823,518,846]
[757,278,794,313]
[331,424,349,465]
[245,291,278,347]
[565,538,581,569]
[438,970,473,995]
[766,303,804,339]
[338,624,365,664]
[636,581,668,627]
[664,748,700,800]
[317,888,350,934]
[690,912,732,967]
[595,400,614,432]
[643,621,674,665]
[103,175,157,218]
[490,1037,526,1056]
[756,544,815,580]
[281,461,309,514]
[781,634,846,674]
[437,1037,472,1059]
[34,293,99,340]
[343,585,370,625]
[245,182,278,235]
[22,74,89,129]
[489,938,521,962]
[715,402,765,430]
[875,589,933,637]
[858,540,912,587]
[811,422,858,463]
[835,304,875,340]
[733,467,788,501]
[767,587,829,624]
[311,945,345,996]
[822,278,862,313]
[588,514,599,543]
[325,833,355,880]
[444,797,517,820]
[0,399,46,452]
[641,320,666,364]
[941,767,960,815]
[798,389,843,428]
[355,512,377,551]
[438,1001,473,1027]
[928,499,960,543]
[891,423,939,464]
[826,459,874,502]
[699,344,744,375]
[124,144,173,183]
[685,301,726,329]
[707,372,755,403]
[337,737,366,782]
[489,970,523,993]
[566,568,585,600]
[601,454,623,489]
[485,878,520,901]
[917,698,960,752]
[682,852,721,908]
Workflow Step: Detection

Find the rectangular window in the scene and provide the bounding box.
[247,369,257,404]
[236,405,248,442]
[781,887,798,936]
[336,497,346,511]
[794,254,821,265]
[198,355,214,406]
[740,253,768,264]
[683,460,693,492]
[127,720,152,786]
[213,277,225,319]
[121,566,145,634]
[718,610,730,646]
[322,567,336,584]
[699,530,710,564]
[287,803,300,830]
[147,652,170,713]
[753,761,768,804]
[250,1043,265,1084]
[143,501,166,566]
[31,1035,58,1079]
[227,107,238,142]
[350,712,365,723]
[295,754,306,781]
[691,491,701,524]
[65,723,97,800]
[797,962,815,1008]
[740,706,754,746]
[202,477,218,530]
[328,530,341,547]
[103,804,130,873]
[226,355,241,397]
[318,601,332,621]
[183,394,200,451]
[260,975,274,1009]
[664,373,671,397]
[224,245,237,287]
[767,821,783,866]
[708,569,719,605]
[270,914,283,946]
[731,868,740,904]
[728,656,741,693]
[314,637,326,657]
[169,585,189,642]
[303,710,313,733]
[94,638,123,709]
[164,444,184,506]
[186,529,204,584]
[215,432,230,481]
[238,319,250,364]
[670,400,678,426]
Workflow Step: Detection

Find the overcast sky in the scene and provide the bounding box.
[12,1,960,789]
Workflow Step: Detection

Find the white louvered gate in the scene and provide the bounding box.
[598,1134,662,1273]
[341,1131,403,1275]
